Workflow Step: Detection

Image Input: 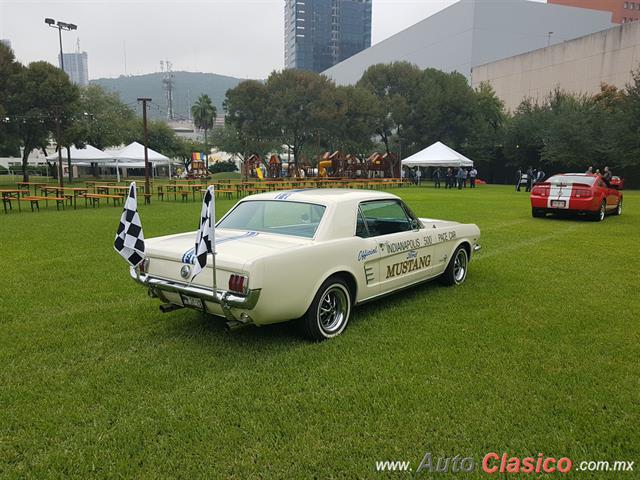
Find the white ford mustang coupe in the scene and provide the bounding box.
[131,189,481,340]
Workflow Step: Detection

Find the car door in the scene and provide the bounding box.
[359,199,438,293]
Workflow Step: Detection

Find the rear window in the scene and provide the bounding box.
[217,200,325,238]
[548,175,596,186]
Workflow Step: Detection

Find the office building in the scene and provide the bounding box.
[548,0,640,24]
[323,0,613,85]
[59,51,89,86]
[285,0,372,73]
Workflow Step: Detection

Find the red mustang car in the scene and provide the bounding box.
[530,173,623,221]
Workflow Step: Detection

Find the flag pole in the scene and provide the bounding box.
[210,185,217,294]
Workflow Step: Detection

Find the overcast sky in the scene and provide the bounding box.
[0,0,463,79]
[0,0,546,80]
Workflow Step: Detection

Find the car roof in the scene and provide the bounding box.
[240,188,400,205]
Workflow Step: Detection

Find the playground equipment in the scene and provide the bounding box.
[268,154,282,178]
[243,154,263,178]
[188,157,209,179]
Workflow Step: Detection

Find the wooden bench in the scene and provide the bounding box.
[216,188,235,199]
[81,193,124,207]
[19,196,66,211]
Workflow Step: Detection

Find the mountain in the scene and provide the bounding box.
[91,71,247,120]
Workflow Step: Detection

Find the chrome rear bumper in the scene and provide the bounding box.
[130,267,261,323]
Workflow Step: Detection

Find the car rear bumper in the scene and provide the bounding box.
[130,267,261,324]
[531,196,599,211]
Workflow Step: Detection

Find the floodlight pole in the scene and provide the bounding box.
[57,27,64,70]
[138,97,152,204]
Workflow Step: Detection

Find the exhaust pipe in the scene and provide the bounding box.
[159,303,184,313]
[225,320,251,332]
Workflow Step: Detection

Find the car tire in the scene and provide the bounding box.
[439,245,469,286]
[301,276,352,341]
[532,208,545,218]
[614,198,622,216]
[593,200,606,222]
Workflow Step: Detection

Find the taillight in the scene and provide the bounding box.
[573,188,592,198]
[532,185,549,196]
[228,274,248,294]
[138,258,150,273]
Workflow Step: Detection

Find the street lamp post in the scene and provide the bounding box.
[45,18,77,187]
[44,18,77,71]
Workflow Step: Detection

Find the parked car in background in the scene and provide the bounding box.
[530,173,623,221]
[130,190,481,341]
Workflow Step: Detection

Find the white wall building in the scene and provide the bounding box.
[472,21,640,110]
[323,0,614,85]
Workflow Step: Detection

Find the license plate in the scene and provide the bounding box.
[551,200,566,208]
[180,294,204,310]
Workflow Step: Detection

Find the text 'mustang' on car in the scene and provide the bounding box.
[130,189,481,341]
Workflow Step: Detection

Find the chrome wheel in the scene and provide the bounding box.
[598,201,606,221]
[453,248,468,284]
[317,284,350,334]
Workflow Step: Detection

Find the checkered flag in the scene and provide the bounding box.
[114,182,145,267]
[191,185,216,281]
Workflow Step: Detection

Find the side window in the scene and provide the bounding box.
[359,200,413,237]
[355,209,369,238]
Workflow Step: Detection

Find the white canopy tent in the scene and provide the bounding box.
[45,144,113,163]
[113,142,173,182]
[44,145,113,179]
[401,141,474,168]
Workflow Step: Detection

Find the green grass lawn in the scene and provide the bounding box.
[1,185,638,478]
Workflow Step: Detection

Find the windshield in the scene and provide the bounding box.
[548,175,596,186]
[217,200,326,239]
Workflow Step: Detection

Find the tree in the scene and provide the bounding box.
[223,80,277,166]
[265,69,337,166]
[5,61,79,182]
[73,84,137,150]
[0,43,22,156]
[331,85,379,159]
[357,62,422,173]
[191,94,216,167]
[404,68,477,151]
[462,82,507,180]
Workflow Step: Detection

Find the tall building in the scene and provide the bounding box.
[284,0,372,73]
[59,51,89,86]
[323,0,613,85]
[548,0,640,24]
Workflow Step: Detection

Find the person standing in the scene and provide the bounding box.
[433,168,441,188]
[526,166,534,192]
[516,168,522,191]
[456,167,466,189]
[586,166,593,174]
[536,169,545,183]
[469,167,477,188]
[602,166,612,186]
[415,167,422,186]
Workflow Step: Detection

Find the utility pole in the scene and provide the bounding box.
[138,97,152,204]
[56,116,64,187]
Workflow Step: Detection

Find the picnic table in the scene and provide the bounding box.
[1,189,29,213]
[41,186,89,209]
[16,182,48,194]
[164,183,206,201]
